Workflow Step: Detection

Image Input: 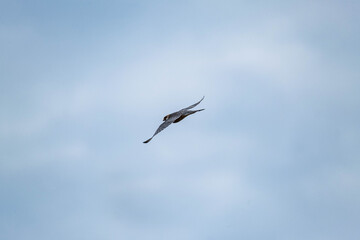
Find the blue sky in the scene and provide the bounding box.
[1,1,360,239]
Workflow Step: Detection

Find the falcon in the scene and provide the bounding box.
[143,96,205,143]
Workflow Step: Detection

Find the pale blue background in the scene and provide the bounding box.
[1,1,359,239]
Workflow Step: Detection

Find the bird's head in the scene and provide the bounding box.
[163,115,170,121]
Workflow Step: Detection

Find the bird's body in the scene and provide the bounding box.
[143,96,205,143]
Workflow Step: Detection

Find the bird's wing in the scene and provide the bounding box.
[143,114,179,143]
[182,96,204,111]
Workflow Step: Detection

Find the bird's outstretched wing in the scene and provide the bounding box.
[182,96,205,111]
[143,119,175,143]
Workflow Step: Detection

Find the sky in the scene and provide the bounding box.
[1,0,360,239]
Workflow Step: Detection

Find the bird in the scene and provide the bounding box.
[143,96,205,143]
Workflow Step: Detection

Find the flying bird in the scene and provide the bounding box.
[143,96,205,143]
